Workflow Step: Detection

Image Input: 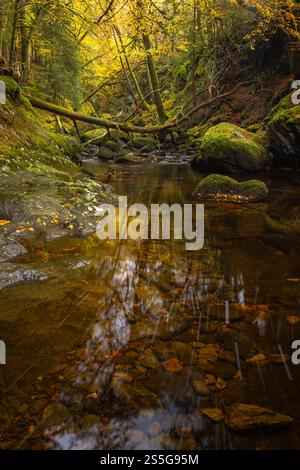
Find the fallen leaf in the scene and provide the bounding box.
[0,220,11,226]
[240,304,269,313]
[234,371,243,380]
[216,377,226,390]
[162,358,183,373]
[246,353,267,363]
[202,407,224,423]
[84,393,98,399]
[205,374,217,385]
[287,315,300,325]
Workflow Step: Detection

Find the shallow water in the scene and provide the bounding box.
[0,160,300,450]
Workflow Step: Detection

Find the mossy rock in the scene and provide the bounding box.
[129,136,157,150]
[116,148,129,157]
[104,140,121,152]
[266,95,300,167]
[0,75,31,108]
[82,128,108,144]
[108,129,131,143]
[193,174,268,203]
[0,76,21,101]
[187,123,211,148]
[194,123,269,173]
[141,144,157,154]
[97,146,115,160]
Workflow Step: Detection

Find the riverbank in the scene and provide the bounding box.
[0,77,117,263]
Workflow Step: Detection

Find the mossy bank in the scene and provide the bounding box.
[0,76,117,251]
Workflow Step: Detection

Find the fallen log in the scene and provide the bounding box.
[26,95,175,134]
[25,80,255,135]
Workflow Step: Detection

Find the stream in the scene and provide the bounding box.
[0,159,300,450]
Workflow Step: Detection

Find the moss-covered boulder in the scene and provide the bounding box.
[129,135,157,150]
[193,174,268,203]
[104,140,122,152]
[0,75,30,108]
[97,146,115,160]
[109,129,131,143]
[266,95,300,167]
[187,123,211,148]
[193,123,269,173]
[81,128,108,144]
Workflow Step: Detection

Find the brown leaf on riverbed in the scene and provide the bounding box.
[240,304,270,314]
[246,353,267,364]
[286,315,300,325]
[104,350,122,361]
[216,377,226,390]
[162,358,183,373]
[205,374,216,385]
[202,407,224,423]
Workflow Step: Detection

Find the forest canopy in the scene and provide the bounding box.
[0,0,300,126]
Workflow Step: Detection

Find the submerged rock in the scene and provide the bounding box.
[130,317,190,342]
[114,156,143,165]
[139,349,160,369]
[192,380,209,396]
[216,327,256,357]
[42,402,71,427]
[0,239,27,262]
[193,123,269,173]
[193,174,268,203]
[225,403,293,430]
[205,303,245,322]
[110,380,162,414]
[0,263,47,290]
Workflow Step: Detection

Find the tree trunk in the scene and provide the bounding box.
[112,26,138,106]
[191,1,198,106]
[142,34,168,123]
[114,25,150,110]
[9,0,20,66]
[0,0,9,58]
[289,2,300,76]
[19,0,30,82]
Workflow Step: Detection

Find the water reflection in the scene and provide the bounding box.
[0,164,300,450]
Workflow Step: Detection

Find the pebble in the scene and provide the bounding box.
[147,421,162,438]
[192,380,210,396]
